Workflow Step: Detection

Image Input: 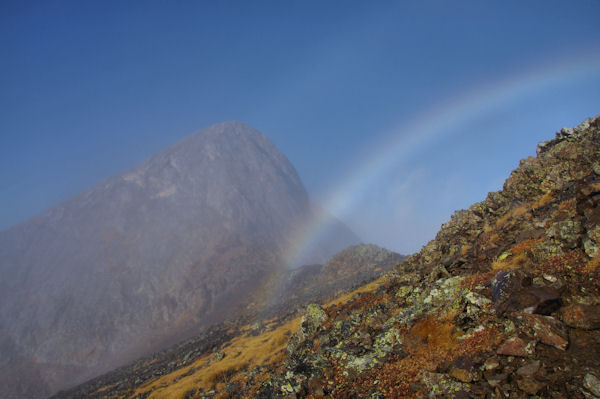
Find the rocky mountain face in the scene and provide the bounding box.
[50,244,405,398]
[0,121,358,399]
[64,115,600,398]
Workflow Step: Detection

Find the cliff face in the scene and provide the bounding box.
[60,115,600,399]
[0,121,358,398]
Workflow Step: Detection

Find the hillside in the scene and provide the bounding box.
[0,121,358,398]
[51,244,405,398]
[59,115,600,398]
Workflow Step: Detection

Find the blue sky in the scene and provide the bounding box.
[2,1,600,253]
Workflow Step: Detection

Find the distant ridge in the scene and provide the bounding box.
[0,121,359,398]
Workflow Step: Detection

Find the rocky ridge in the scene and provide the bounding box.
[56,116,600,398]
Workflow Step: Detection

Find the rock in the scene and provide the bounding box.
[395,285,413,299]
[464,291,492,308]
[497,336,535,357]
[372,328,402,358]
[560,304,600,330]
[584,239,600,258]
[517,377,544,395]
[516,360,540,377]
[486,373,509,387]
[450,368,474,383]
[303,304,328,335]
[547,220,584,249]
[423,276,466,314]
[484,357,500,371]
[583,373,600,397]
[490,270,535,315]
[516,313,569,351]
[346,354,377,373]
[419,371,470,397]
[287,304,328,355]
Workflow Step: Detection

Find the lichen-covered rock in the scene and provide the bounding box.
[303,304,328,334]
[287,303,328,355]
[423,276,467,316]
[547,220,584,249]
[372,328,401,357]
[419,371,471,397]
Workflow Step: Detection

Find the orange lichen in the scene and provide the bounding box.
[537,250,586,276]
[335,319,502,398]
[461,271,495,290]
[584,256,600,273]
[409,315,460,351]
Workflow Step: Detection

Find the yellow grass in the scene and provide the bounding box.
[532,190,554,210]
[131,317,301,399]
[495,203,529,229]
[491,252,530,271]
[325,275,387,308]
[460,244,472,256]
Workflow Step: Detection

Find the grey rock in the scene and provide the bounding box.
[584,373,600,397]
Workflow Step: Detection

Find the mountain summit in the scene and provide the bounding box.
[0,121,358,398]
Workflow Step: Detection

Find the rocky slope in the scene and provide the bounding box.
[50,244,405,398]
[0,121,358,398]
[65,115,600,398]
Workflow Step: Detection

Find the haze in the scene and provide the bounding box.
[2,1,600,253]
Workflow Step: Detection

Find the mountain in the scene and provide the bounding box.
[50,244,406,399]
[64,115,600,398]
[0,121,359,398]
[264,243,407,313]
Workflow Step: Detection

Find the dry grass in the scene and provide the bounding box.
[460,244,472,256]
[532,190,554,210]
[584,256,600,273]
[325,275,387,308]
[131,317,301,399]
[491,252,530,271]
[495,203,529,229]
[509,238,545,256]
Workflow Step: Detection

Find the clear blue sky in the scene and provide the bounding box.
[2,1,600,253]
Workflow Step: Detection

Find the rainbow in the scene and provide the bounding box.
[284,51,600,267]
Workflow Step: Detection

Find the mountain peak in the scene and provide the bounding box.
[0,122,358,398]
